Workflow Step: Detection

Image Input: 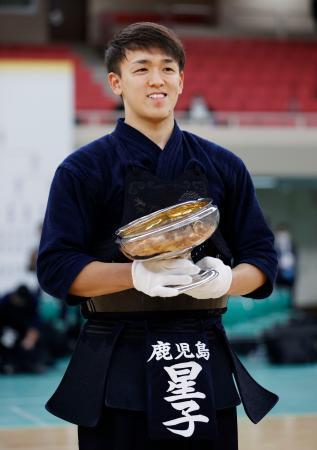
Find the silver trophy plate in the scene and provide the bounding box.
[116,198,220,292]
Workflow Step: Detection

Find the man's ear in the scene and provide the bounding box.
[108,72,122,96]
[178,71,184,95]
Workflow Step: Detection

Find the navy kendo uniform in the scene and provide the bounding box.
[37,119,278,449]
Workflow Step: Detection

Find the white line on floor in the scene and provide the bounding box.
[10,406,47,426]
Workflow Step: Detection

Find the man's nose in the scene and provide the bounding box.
[148,70,164,86]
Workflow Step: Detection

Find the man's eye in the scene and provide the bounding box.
[135,68,147,73]
[164,67,175,72]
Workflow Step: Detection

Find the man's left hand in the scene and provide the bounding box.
[185,257,232,299]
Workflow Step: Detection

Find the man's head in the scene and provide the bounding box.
[106,22,185,127]
[105,22,185,76]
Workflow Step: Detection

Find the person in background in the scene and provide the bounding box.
[188,93,214,122]
[274,224,297,304]
[0,285,47,374]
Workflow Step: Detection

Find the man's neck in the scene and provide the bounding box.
[124,116,175,150]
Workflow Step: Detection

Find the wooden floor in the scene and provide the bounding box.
[0,415,316,450]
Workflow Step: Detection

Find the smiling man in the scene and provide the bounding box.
[109,49,183,128]
[37,22,278,450]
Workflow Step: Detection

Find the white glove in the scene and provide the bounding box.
[185,257,232,299]
[132,258,200,298]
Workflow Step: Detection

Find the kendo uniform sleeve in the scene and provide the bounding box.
[188,134,277,299]
[37,166,99,305]
[225,157,277,299]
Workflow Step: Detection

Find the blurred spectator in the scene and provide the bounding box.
[38,290,83,358]
[274,224,297,302]
[0,285,49,374]
[288,95,300,113]
[188,94,214,122]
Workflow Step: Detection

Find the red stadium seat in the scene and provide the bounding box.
[2,39,316,114]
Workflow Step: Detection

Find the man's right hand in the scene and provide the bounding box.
[132,258,200,297]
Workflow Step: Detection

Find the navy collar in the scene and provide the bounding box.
[112,118,182,154]
[112,118,187,179]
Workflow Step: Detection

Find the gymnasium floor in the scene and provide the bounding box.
[0,355,316,449]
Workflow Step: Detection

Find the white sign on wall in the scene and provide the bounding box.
[0,60,74,294]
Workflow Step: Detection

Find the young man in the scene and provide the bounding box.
[37,22,278,450]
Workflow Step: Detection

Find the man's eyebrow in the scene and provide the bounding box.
[131,58,176,65]
[162,58,176,64]
[131,59,149,65]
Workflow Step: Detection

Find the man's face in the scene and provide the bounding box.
[108,48,184,125]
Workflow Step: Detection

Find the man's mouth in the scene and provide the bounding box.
[148,93,167,99]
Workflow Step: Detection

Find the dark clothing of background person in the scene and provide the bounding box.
[275,227,297,289]
[0,285,46,374]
